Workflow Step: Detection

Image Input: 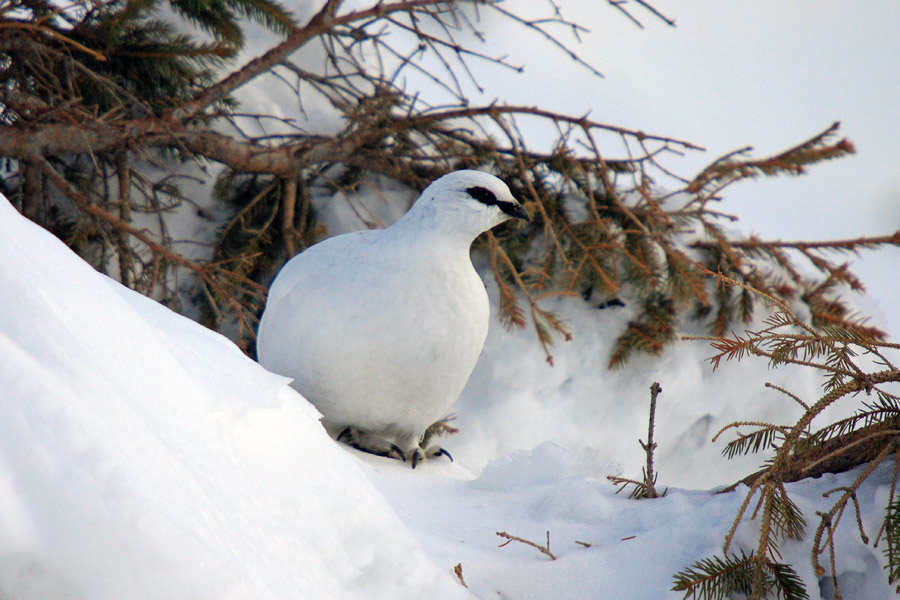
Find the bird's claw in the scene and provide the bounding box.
[412,446,451,468]
[389,444,406,462]
[335,427,452,468]
[431,447,453,462]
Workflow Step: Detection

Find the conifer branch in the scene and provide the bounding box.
[672,550,808,600]
[404,103,703,151]
[764,383,809,410]
[5,2,893,359]
[692,274,900,599]
[32,154,264,344]
[33,155,203,276]
[692,231,900,253]
[883,496,900,592]
[687,121,855,195]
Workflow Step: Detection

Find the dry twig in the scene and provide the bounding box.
[496,530,557,560]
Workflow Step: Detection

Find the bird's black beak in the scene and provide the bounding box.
[502,202,531,223]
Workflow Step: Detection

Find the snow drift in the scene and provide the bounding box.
[0,194,467,600]
[1,185,896,599]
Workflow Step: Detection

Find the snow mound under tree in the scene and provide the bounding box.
[1,190,896,599]
[0,194,468,600]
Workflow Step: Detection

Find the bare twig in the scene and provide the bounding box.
[641,381,662,498]
[607,382,666,499]
[452,563,467,588]
[496,530,557,560]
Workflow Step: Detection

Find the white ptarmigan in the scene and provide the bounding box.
[257,170,529,467]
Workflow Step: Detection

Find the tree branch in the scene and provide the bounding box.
[170,0,455,121]
[31,155,208,276]
[406,103,704,150]
[692,232,900,252]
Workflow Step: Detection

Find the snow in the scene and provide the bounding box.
[2,184,897,599]
[3,2,899,598]
[0,196,467,600]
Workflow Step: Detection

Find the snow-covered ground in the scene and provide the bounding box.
[0,195,469,600]
[1,187,896,599]
[3,2,899,598]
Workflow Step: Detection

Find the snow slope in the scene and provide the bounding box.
[363,443,897,600]
[2,189,897,599]
[3,2,898,597]
[0,194,468,600]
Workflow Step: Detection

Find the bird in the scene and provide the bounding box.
[256,170,529,467]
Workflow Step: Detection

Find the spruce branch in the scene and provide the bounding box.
[31,154,265,343]
[687,121,855,196]
[715,423,787,460]
[692,231,900,253]
[672,552,756,599]
[672,550,808,600]
[609,293,676,368]
[883,496,900,592]
[5,1,892,363]
[690,273,900,599]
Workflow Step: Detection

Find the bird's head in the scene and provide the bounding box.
[403,170,530,241]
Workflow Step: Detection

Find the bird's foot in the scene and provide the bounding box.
[336,427,412,464]
[424,445,453,462]
[410,446,452,468]
[336,427,452,468]
[337,427,402,459]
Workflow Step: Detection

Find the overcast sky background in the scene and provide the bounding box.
[441,0,900,333]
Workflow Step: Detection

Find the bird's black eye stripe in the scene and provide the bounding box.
[467,185,527,220]
[466,186,498,206]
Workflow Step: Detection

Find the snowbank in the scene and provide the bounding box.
[364,442,895,599]
[0,194,468,600]
[1,185,895,600]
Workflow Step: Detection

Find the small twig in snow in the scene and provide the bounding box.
[453,563,467,588]
[496,530,557,560]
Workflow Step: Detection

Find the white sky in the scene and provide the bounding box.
[445,0,900,332]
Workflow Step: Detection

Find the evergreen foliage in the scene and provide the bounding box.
[202,172,319,334]
[682,278,900,599]
[4,1,896,358]
[1,0,292,115]
[884,497,900,593]
[719,423,785,460]
[1,0,294,342]
[672,551,808,600]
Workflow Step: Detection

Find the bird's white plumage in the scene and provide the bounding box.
[257,170,528,463]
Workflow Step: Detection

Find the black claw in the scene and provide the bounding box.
[390,444,406,462]
[433,448,453,462]
[411,453,420,469]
